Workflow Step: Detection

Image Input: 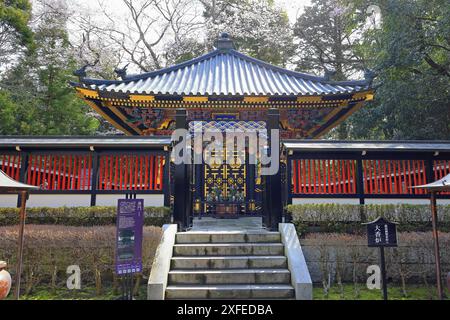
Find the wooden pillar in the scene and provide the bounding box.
[280,151,289,222]
[173,109,190,229]
[194,163,203,215]
[245,146,256,213]
[163,150,171,208]
[286,151,293,220]
[14,190,28,299]
[16,153,29,208]
[356,158,366,221]
[425,158,434,184]
[90,152,99,207]
[266,108,282,230]
[430,191,443,300]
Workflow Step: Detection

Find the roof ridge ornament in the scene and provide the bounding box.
[215,32,235,51]
[73,59,99,81]
[323,67,337,81]
[114,63,130,80]
[364,69,377,86]
[73,65,89,81]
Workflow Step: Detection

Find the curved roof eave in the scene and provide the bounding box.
[73,48,371,96]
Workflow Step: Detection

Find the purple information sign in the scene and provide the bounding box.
[115,199,144,275]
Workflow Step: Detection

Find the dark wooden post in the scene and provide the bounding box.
[14,190,28,300]
[245,146,256,214]
[425,158,434,184]
[379,246,388,300]
[430,191,443,300]
[356,157,366,221]
[163,149,171,208]
[266,108,282,230]
[194,163,203,215]
[286,151,293,210]
[16,152,29,208]
[425,157,444,299]
[18,152,29,184]
[90,151,99,207]
[283,149,292,222]
[173,109,190,230]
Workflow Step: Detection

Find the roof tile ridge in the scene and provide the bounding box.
[228,50,369,87]
[79,50,222,85]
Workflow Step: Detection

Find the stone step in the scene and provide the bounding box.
[171,256,288,270]
[169,269,291,285]
[165,284,295,300]
[172,243,284,256]
[176,232,281,244]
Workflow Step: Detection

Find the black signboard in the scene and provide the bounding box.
[365,217,398,247]
[363,216,399,300]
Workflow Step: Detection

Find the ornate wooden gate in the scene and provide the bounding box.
[190,121,265,217]
[203,144,246,216]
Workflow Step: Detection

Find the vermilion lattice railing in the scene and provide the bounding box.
[291,159,436,196]
[363,160,428,195]
[292,159,357,195]
[26,154,92,190]
[0,153,21,181]
[1,152,166,192]
[97,154,165,191]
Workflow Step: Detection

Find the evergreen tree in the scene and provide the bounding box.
[0,0,99,135]
[0,0,34,69]
[293,0,368,80]
[346,0,450,140]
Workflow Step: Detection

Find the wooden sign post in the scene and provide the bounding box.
[363,217,398,300]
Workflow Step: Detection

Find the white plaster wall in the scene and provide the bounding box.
[0,194,18,207]
[95,194,164,207]
[292,198,360,205]
[0,193,165,208]
[26,194,91,208]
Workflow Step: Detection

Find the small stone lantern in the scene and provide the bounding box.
[0,261,12,300]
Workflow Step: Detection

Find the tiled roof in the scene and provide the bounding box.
[75,36,370,97]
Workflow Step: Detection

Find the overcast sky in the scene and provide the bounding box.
[60,0,312,67]
[29,0,313,74]
[68,0,311,24]
[276,0,311,22]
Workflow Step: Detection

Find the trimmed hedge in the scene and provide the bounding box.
[0,206,171,227]
[286,204,450,234]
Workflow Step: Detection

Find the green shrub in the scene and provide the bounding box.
[0,206,171,227]
[286,204,450,234]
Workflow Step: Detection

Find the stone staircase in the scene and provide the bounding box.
[165,231,295,299]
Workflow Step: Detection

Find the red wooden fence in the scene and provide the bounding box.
[26,154,92,190]
[291,159,434,195]
[0,154,21,180]
[97,154,164,191]
[292,159,357,194]
[1,153,165,192]
[363,160,427,195]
